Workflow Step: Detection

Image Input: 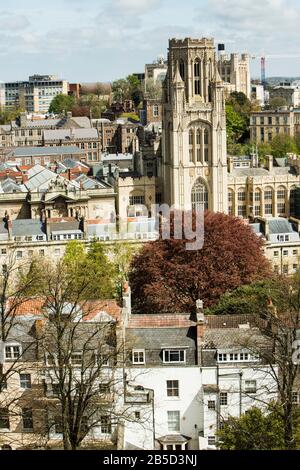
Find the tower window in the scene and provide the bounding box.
[194,59,201,95]
[179,61,185,81]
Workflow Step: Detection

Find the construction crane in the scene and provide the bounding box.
[251,54,300,86]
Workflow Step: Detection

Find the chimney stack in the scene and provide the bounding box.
[196,299,205,366]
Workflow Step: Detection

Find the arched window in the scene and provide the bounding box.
[179,60,185,81]
[191,179,208,211]
[196,129,201,145]
[194,59,201,95]
[189,129,194,145]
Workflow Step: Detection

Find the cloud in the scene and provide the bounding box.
[0,12,30,30]
[195,0,300,53]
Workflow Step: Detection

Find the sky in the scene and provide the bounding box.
[0,0,300,83]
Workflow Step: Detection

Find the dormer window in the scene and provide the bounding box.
[132,349,145,365]
[163,349,186,364]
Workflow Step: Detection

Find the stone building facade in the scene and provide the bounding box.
[162,37,228,213]
[218,53,251,99]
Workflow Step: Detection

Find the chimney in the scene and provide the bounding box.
[227,156,234,173]
[122,282,131,325]
[266,155,273,172]
[196,299,205,366]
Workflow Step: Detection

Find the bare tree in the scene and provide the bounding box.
[234,275,300,449]
[35,260,133,450]
[0,251,43,448]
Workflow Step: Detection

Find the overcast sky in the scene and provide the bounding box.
[1,0,300,82]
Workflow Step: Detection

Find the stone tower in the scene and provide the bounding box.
[162,37,228,213]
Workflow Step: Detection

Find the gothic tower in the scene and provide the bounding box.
[162,37,228,213]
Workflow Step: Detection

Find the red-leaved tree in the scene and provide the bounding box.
[129,211,272,313]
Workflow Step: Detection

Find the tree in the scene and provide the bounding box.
[129,211,271,314]
[144,78,162,100]
[217,407,287,450]
[0,251,44,449]
[270,134,298,158]
[63,240,116,300]
[49,94,75,114]
[268,97,287,109]
[227,273,300,449]
[206,280,277,316]
[35,260,124,450]
[0,107,25,125]
[112,242,137,299]
[112,79,131,102]
[226,104,247,148]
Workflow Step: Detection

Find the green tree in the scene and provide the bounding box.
[226,104,246,147]
[112,79,131,102]
[268,96,287,109]
[49,94,75,114]
[63,240,116,299]
[217,407,286,450]
[270,134,298,158]
[144,78,163,100]
[206,280,277,316]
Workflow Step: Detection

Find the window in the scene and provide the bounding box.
[293,250,298,256]
[208,436,216,446]
[283,265,289,274]
[283,250,288,256]
[0,378,7,392]
[191,179,208,212]
[129,195,145,205]
[99,383,110,394]
[265,203,273,215]
[1,249,7,255]
[218,353,227,362]
[22,408,33,431]
[153,105,159,117]
[20,374,31,389]
[52,383,60,397]
[208,400,216,410]
[167,380,179,397]
[292,392,299,404]
[71,352,82,365]
[134,411,141,420]
[100,416,112,434]
[5,344,21,360]
[167,410,180,432]
[274,251,279,258]
[98,354,109,366]
[179,60,185,81]
[132,349,145,364]
[245,380,257,394]
[0,408,9,429]
[163,349,185,364]
[54,415,63,434]
[220,392,228,406]
[238,190,246,201]
[16,251,23,260]
[229,353,239,361]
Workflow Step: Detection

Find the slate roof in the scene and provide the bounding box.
[268,217,294,234]
[49,219,82,233]
[12,219,46,237]
[75,174,110,190]
[8,146,83,157]
[126,327,196,350]
[44,128,98,141]
[0,178,25,193]
[202,328,268,349]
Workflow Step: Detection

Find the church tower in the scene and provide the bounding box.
[162,37,228,213]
